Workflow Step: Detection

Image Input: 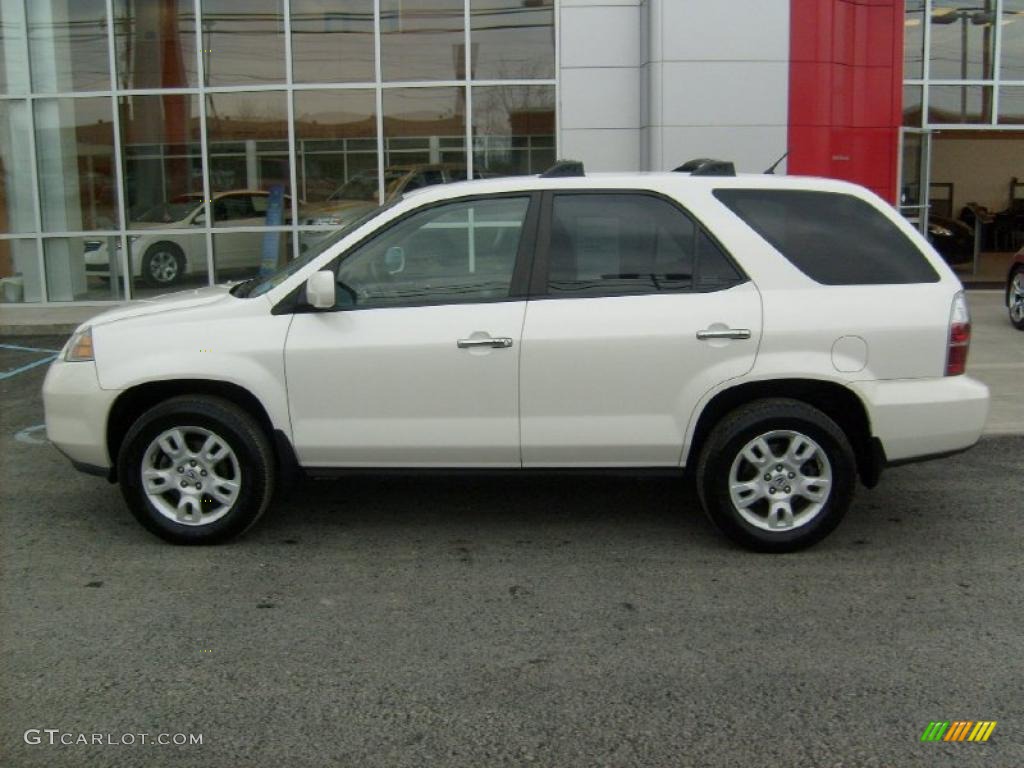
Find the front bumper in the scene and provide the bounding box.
[42,359,120,472]
[850,375,990,463]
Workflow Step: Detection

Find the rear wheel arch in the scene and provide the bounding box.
[106,379,296,482]
[685,378,879,487]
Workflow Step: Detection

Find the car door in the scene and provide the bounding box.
[212,193,257,271]
[520,191,762,467]
[284,193,538,467]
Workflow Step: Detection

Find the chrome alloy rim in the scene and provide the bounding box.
[141,427,241,526]
[149,250,179,282]
[1011,273,1024,324]
[728,430,833,532]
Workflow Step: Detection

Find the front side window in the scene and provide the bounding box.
[332,196,530,309]
[713,189,940,285]
[545,193,741,297]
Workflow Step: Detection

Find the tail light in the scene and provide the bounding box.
[945,291,971,376]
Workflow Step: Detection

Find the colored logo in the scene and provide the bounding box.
[921,721,997,742]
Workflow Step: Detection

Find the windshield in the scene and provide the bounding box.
[236,202,399,299]
[328,170,407,202]
[135,197,201,223]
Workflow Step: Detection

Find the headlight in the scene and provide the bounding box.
[928,224,953,238]
[65,327,94,362]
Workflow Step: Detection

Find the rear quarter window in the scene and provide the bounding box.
[713,189,940,285]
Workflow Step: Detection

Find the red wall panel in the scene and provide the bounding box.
[788,0,904,203]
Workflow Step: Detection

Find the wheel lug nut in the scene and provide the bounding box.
[180,481,188,488]
[769,487,776,494]
[784,486,791,493]
[177,466,184,473]
[776,464,783,471]
[788,472,795,479]
[764,473,772,481]
[200,470,208,476]
[195,483,202,490]
[190,460,197,467]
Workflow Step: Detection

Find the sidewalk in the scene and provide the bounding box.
[1,290,1020,434]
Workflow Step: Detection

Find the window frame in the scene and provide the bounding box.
[280,191,542,314]
[528,189,748,300]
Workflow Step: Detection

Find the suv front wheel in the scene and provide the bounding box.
[117,395,275,544]
[696,398,856,552]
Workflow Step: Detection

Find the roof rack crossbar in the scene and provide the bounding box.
[540,160,585,178]
[673,158,736,177]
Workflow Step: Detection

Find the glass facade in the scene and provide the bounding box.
[0,0,556,304]
[903,0,1024,127]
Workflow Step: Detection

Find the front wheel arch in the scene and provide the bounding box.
[106,379,297,483]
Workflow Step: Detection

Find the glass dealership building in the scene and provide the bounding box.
[0,0,556,303]
[1,0,1023,306]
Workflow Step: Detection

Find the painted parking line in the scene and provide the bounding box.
[0,343,61,354]
[0,353,58,380]
[0,343,61,380]
[15,424,48,445]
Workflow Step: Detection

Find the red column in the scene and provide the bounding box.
[788,0,904,204]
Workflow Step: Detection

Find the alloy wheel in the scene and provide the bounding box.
[1011,272,1024,324]
[141,426,241,526]
[728,429,833,532]
[149,250,180,283]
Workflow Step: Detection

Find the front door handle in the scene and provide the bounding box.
[457,337,514,349]
[696,328,752,341]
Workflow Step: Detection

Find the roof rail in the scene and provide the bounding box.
[540,160,585,178]
[673,158,736,177]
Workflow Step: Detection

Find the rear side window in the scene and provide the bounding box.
[713,189,939,285]
[545,193,744,297]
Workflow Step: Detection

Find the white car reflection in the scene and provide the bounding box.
[86,190,291,288]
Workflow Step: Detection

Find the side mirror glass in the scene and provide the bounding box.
[305,270,336,309]
[384,245,405,274]
[193,213,205,226]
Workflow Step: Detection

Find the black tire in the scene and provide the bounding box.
[117,395,275,544]
[141,242,185,288]
[1008,266,1024,331]
[696,398,856,553]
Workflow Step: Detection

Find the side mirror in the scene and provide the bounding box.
[384,245,405,274]
[305,270,336,309]
[192,213,205,226]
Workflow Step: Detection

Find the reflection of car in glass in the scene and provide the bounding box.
[46,166,989,553]
[86,190,291,288]
[927,215,974,265]
[300,164,486,234]
[1008,248,1024,330]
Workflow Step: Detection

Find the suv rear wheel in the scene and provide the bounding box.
[117,395,275,544]
[696,398,856,552]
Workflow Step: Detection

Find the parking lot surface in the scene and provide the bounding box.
[1,337,1022,767]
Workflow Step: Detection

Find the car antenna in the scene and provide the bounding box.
[763,151,788,175]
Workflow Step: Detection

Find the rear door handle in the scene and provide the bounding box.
[696,328,752,341]
[457,337,514,349]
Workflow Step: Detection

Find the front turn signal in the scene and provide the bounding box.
[65,327,94,362]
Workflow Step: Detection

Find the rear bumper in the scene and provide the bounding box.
[850,376,990,463]
[42,359,119,472]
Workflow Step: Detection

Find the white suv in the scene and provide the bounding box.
[43,161,990,552]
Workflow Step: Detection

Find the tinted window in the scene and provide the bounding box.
[547,194,696,296]
[713,189,939,285]
[333,197,529,309]
[697,229,743,290]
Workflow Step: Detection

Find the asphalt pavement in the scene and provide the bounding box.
[1,337,1022,767]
